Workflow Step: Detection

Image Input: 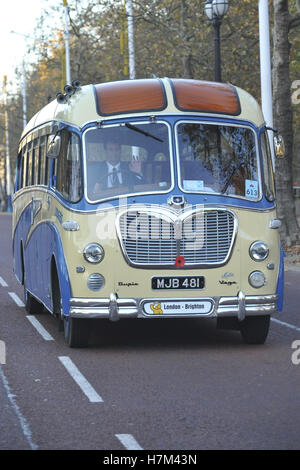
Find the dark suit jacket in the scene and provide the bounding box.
[90,161,144,190]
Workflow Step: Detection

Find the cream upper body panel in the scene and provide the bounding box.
[20,79,265,141]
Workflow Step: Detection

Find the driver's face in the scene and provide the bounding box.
[105,143,121,166]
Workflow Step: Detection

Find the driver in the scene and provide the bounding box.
[93,141,144,192]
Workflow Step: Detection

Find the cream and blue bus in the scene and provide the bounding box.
[12,78,284,347]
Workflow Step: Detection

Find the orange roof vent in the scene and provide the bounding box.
[170,79,240,115]
[94,79,167,116]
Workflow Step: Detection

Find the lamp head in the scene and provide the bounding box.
[212,0,229,19]
[204,0,229,20]
[204,0,213,20]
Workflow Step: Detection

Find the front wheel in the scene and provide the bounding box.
[64,316,90,348]
[240,315,270,345]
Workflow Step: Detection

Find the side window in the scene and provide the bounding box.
[22,145,27,188]
[15,149,23,191]
[26,142,33,186]
[33,138,40,186]
[261,132,275,202]
[17,146,27,190]
[39,135,48,185]
[56,130,82,203]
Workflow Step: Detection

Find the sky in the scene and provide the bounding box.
[0,0,61,93]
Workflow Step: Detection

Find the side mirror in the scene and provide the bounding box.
[274,134,285,158]
[47,134,61,158]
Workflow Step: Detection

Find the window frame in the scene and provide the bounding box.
[175,119,262,202]
[260,130,276,202]
[82,120,174,204]
[54,128,83,203]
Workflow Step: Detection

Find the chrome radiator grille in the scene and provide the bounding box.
[118,209,235,267]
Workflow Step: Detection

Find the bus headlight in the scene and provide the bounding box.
[249,241,269,261]
[83,243,104,263]
[249,271,266,288]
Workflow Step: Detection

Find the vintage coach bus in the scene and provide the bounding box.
[12,78,284,347]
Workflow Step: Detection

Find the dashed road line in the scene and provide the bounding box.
[0,276,8,287]
[26,315,54,341]
[115,434,144,450]
[8,292,25,308]
[271,317,300,332]
[58,356,103,403]
[0,365,38,450]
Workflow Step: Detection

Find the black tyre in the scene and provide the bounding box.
[64,316,90,348]
[216,317,240,331]
[24,286,44,314]
[51,267,64,331]
[240,315,270,345]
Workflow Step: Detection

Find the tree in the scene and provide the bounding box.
[1,0,299,244]
[273,0,300,245]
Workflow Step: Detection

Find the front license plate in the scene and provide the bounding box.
[152,276,205,290]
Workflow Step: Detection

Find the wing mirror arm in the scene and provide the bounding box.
[46,133,61,159]
[265,126,285,158]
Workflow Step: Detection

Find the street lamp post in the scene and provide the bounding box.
[259,0,275,166]
[204,0,229,82]
[63,0,71,85]
[126,0,136,80]
[3,76,12,213]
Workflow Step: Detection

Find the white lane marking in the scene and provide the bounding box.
[8,292,25,308]
[271,317,300,332]
[115,434,144,450]
[0,277,8,287]
[26,316,54,341]
[58,356,103,403]
[0,365,38,450]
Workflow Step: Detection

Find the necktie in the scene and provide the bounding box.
[111,167,119,187]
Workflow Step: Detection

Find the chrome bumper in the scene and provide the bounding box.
[69,292,278,322]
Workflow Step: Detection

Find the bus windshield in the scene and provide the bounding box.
[177,123,259,199]
[84,122,172,201]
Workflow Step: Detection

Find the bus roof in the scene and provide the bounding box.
[21,78,265,140]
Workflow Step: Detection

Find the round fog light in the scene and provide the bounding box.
[249,271,266,288]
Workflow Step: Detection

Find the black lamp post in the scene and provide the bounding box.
[204,0,229,82]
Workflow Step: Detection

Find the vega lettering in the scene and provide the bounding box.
[219,280,237,286]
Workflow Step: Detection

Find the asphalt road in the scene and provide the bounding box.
[1,213,300,451]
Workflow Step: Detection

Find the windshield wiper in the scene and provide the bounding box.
[221,163,243,194]
[125,123,163,142]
